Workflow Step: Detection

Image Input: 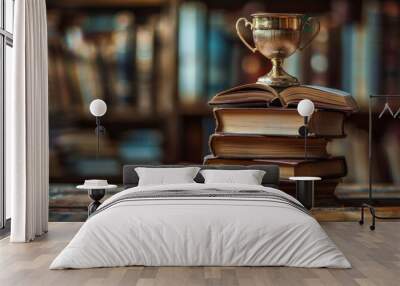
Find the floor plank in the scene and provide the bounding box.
[0,221,399,286]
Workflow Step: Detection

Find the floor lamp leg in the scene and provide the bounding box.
[369,207,376,230]
[359,203,376,231]
[359,205,365,225]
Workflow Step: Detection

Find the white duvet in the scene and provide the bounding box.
[50,183,351,269]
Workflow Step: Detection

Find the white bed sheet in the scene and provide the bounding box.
[50,183,350,269]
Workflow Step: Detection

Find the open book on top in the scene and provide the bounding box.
[208,83,359,112]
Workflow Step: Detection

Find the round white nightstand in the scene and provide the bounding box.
[289,176,321,209]
[77,184,117,216]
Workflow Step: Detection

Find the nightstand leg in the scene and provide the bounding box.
[88,201,101,216]
[87,189,105,216]
[296,181,314,210]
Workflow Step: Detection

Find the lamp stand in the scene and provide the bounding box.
[304,116,308,160]
[94,117,105,159]
[298,117,309,160]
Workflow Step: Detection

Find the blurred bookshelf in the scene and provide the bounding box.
[47,0,169,8]
[47,0,400,202]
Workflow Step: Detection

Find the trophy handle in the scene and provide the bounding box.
[236,17,257,53]
[298,17,320,51]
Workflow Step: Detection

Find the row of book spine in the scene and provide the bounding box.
[50,129,163,178]
[178,2,269,104]
[290,0,400,107]
[48,10,175,115]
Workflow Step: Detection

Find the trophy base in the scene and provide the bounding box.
[257,58,300,88]
[257,73,300,88]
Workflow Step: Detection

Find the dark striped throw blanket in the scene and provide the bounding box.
[91,189,310,218]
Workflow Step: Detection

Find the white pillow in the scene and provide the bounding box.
[200,169,266,185]
[135,167,201,186]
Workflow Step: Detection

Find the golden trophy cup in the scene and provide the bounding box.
[236,13,320,87]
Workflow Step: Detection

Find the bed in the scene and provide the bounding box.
[50,165,350,269]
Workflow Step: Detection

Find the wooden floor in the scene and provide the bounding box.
[0,222,399,286]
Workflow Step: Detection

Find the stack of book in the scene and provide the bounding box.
[204,83,359,205]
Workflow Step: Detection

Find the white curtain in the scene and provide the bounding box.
[8,0,49,242]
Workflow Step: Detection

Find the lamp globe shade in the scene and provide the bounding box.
[297,99,315,117]
[89,99,107,117]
